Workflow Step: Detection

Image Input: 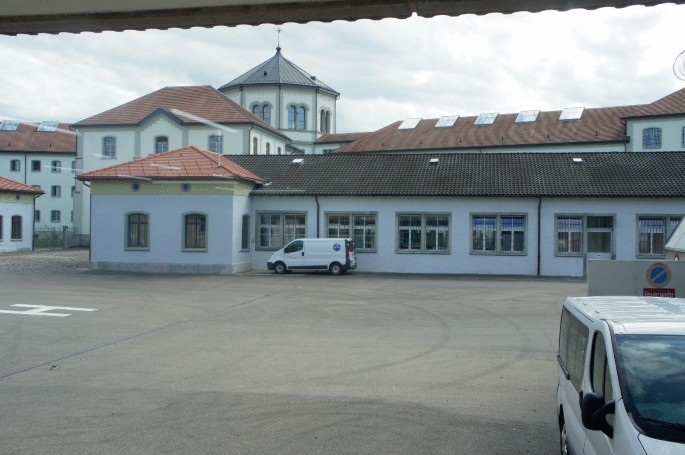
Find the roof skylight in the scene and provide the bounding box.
[37,121,60,132]
[515,110,540,123]
[0,120,21,131]
[435,115,459,128]
[559,107,584,121]
[398,118,421,130]
[474,113,498,126]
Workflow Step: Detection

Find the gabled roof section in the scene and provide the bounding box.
[72,85,289,140]
[0,176,45,195]
[230,152,685,198]
[219,48,339,96]
[0,122,76,154]
[627,87,685,118]
[76,146,267,184]
[316,132,369,144]
[336,105,639,153]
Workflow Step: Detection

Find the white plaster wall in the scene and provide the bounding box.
[90,194,237,265]
[626,117,685,152]
[249,195,685,276]
[231,194,253,268]
[140,116,184,154]
[185,125,246,155]
[0,199,36,251]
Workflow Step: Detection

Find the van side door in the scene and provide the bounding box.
[583,329,615,455]
[558,307,591,454]
[283,240,306,270]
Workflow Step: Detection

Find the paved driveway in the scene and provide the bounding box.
[0,250,585,454]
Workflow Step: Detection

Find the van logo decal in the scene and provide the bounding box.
[333,244,341,251]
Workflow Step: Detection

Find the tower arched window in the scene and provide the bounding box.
[297,106,306,130]
[325,111,331,133]
[263,105,271,125]
[288,106,296,129]
[320,110,326,133]
[253,137,259,155]
[252,104,262,118]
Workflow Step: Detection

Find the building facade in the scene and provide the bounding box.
[0,176,44,251]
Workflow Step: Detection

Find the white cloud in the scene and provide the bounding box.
[1,4,684,131]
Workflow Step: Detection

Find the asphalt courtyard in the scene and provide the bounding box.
[0,249,586,454]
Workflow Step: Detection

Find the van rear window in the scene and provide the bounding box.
[559,307,589,391]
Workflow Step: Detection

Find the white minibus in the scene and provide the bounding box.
[267,238,356,275]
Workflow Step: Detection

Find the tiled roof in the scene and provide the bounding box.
[230,152,685,198]
[336,88,685,154]
[0,122,76,154]
[218,48,339,96]
[316,132,369,144]
[0,176,45,194]
[76,146,267,184]
[72,85,288,140]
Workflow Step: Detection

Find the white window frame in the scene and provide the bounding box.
[396,213,450,254]
[102,136,116,159]
[325,212,377,252]
[126,212,150,251]
[50,210,61,223]
[636,215,683,258]
[51,160,61,173]
[51,185,61,198]
[182,212,208,252]
[10,159,20,172]
[471,214,526,255]
[642,127,662,150]
[256,211,307,251]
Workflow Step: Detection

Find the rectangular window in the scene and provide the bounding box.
[71,161,77,173]
[471,214,525,254]
[397,213,449,253]
[642,127,662,149]
[257,212,306,250]
[241,215,250,250]
[326,213,377,252]
[0,215,2,240]
[103,136,116,158]
[31,160,41,172]
[10,159,20,172]
[587,216,613,254]
[11,215,22,240]
[184,213,207,250]
[154,136,169,154]
[556,216,583,255]
[209,134,223,154]
[51,185,61,197]
[637,215,682,257]
[51,210,61,223]
[51,160,61,173]
[127,213,149,249]
[35,210,40,223]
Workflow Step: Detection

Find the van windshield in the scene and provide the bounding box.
[615,334,685,443]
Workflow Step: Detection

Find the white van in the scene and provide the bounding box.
[557,296,685,455]
[267,238,356,275]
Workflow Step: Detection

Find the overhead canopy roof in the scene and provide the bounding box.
[2,0,683,35]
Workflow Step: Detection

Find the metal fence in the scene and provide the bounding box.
[34,226,82,249]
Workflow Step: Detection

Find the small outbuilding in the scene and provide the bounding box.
[0,176,44,251]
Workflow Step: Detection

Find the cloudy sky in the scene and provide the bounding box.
[1,4,684,133]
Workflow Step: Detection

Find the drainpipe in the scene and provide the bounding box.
[315,195,320,238]
[537,196,542,276]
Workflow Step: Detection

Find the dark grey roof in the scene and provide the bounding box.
[218,48,339,96]
[230,152,685,198]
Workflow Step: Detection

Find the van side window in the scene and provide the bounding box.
[590,332,614,402]
[284,240,303,254]
[559,307,589,391]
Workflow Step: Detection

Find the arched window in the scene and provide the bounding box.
[263,105,271,125]
[288,106,296,129]
[266,143,271,155]
[184,213,207,250]
[277,146,282,155]
[320,110,326,133]
[102,136,116,158]
[155,136,169,154]
[253,137,259,155]
[325,111,331,133]
[297,106,306,130]
[252,104,262,118]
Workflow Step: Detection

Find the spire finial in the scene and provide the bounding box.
[277,27,282,52]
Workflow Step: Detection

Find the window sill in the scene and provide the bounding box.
[396,250,450,255]
[470,251,527,256]
[125,247,150,252]
[182,248,208,253]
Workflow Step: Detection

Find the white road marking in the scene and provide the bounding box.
[0,304,98,317]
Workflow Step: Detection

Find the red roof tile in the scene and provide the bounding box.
[72,85,288,140]
[0,176,45,194]
[76,146,267,184]
[0,122,76,154]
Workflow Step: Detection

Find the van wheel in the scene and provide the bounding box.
[560,420,570,455]
[329,262,343,275]
[274,262,287,274]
